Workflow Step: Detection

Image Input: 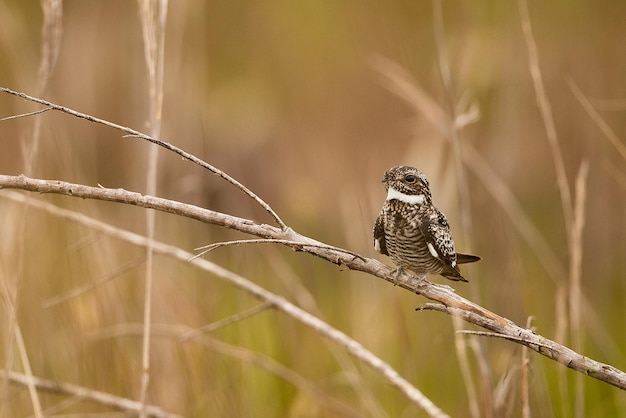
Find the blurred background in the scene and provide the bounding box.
[1,1,626,416]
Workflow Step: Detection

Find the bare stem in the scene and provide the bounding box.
[0,87,287,230]
[192,238,365,262]
[518,0,573,233]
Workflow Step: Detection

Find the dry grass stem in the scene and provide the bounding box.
[432,3,486,414]
[518,0,573,231]
[569,161,589,418]
[452,315,481,418]
[179,301,274,341]
[2,370,181,418]
[567,79,626,162]
[3,1,64,414]
[42,256,146,308]
[521,317,533,418]
[137,0,168,413]
[38,0,63,93]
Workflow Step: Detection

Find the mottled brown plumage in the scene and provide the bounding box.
[373,165,480,282]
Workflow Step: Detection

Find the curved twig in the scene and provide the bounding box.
[191,238,366,262]
[0,87,287,230]
[0,107,52,121]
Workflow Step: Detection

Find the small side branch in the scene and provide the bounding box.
[192,238,366,262]
[0,87,287,230]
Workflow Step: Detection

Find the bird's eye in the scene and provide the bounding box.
[405,174,417,183]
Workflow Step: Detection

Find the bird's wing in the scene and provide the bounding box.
[417,207,458,269]
[373,214,388,255]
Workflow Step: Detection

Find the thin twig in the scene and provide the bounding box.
[0,86,287,230]
[456,330,553,351]
[0,107,52,121]
[191,238,366,262]
[179,301,274,341]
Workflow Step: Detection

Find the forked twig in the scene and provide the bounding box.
[191,238,366,262]
[0,107,52,121]
[0,87,287,230]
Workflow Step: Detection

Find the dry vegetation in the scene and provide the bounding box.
[1,1,626,417]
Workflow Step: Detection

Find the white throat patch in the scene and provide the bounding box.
[386,187,426,205]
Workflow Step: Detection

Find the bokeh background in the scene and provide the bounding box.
[1,1,626,417]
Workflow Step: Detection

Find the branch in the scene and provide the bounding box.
[1,176,625,392]
[0,86,287,230]
[192,238,365,262]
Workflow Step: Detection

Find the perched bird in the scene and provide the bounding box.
[373,165,480,283]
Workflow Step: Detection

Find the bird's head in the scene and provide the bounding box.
[381,165,432,204]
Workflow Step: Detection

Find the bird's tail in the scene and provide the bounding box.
[457,253,481,264]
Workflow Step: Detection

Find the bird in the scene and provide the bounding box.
[373,165,481,283]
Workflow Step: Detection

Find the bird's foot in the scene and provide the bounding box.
[392,267,404,286]
[411,274,428,293]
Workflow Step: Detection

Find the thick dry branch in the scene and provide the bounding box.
[1,175,625,392]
